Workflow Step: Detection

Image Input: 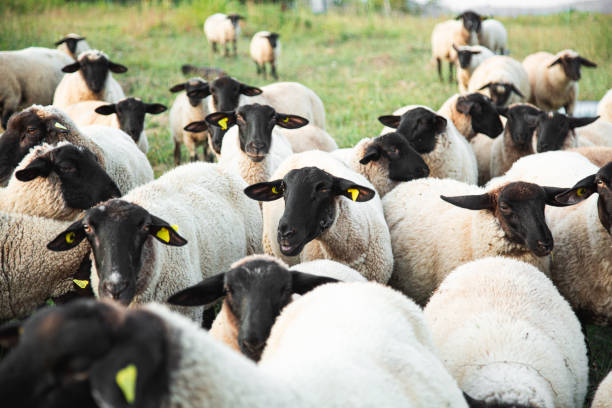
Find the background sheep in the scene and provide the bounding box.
[453,44,494,92]
[424,257,588,408]
[54,33,90,60]
[592,371,612,408]
[279,123,337,153]
[204,13,243,56]
[181,63,227,80]
[531,111,598,153]
[523,49,597,115]
[468,55,531,107]
[597,88,612,122]
[478,19,508,54]
[250,31,281,79]
[53,49,127,109]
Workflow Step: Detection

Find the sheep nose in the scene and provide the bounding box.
[102,280,128,299]
[537,240,553,254]
[249,142,266,151]
[278,223,296,239]
[242,340,265,359]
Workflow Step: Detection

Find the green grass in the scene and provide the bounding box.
[1,1,611,404]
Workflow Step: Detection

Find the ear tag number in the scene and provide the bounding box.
[54,122,68,130]
[347,188,359,202]
[218,117,228,130]
[73,279,89,289]
[116,364,137,404]
[576,187,585,197]
[156,227,170,243]
[65,232,76,243]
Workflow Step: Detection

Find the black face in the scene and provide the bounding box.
[15,144,120,208]
[95,98,167,143]
[479,83,524,107]
[534,112,599,153]
[456,93,503,137]
[167,258,337,361]
[54,36,85,55]
[464,392,533,408]
[209,76,262,112]
[227,14,242,28]
[182,120,225,155]
[360,132,429,181]
[244,167,375,256]
[455,47,480,69]
[169,78,210,108]
[379,107,447,154]
[47,200,187,305]
[497,104,541,147]
[0,299,170,408]
[62,55,128,94]
[0,109,70,185]
[456,10,482,33]
[549,55,597,81]
[266,33,280,49]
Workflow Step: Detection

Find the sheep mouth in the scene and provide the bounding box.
[279,239,305,257]
[246,153,265,162]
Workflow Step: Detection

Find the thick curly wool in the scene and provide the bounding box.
[468,56,531,106]
[53,49,125,109]
[170,91,210,159]
[592,371,612,408]
[277,125,337,153]
[262,151,393,283]
[90,163,262,321]
[0,211,90,320]
[431,20,477,64]
[478,19,508,54]
[424,257,588,408]
[455,46,495,93]
[598,88,612,122]
[382,178,550,305]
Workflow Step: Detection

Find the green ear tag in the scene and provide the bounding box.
[116,364,137,404]
[73,279,89,289]
[347,188,359,202]
[65,232,76,243]
[218,117,228,130]
[156,227,170,243]
[54,122,68,130]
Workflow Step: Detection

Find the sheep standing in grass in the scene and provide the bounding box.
[453,44,494,92]
[468,55,530,107]
[204,13,243,57]
[53,49,127,109]
[523,49,597,115]
[250,31,281,80]
[478,19,507,54]
[54,33,90,60]
[424,257,588,408]
[597,88,612,122]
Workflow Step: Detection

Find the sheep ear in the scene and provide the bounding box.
[186,85,211,99]
[508,84,525,98]
[463,392,487,408]
[579,57,597,68]
[334,177,376,202]
[359,144,381,164]
[440,193,492,210]
[47,219,87,251]
[0,320,22,349]
[15,157,53,182]
[54,37,68,46]
[95,104,117,116]
[554,175,597,205]
[275,114,309,129]
[169,83,186,93]
[542,186,576,207]
[167,273,226,306]
[569,116,599,129]
[477,83,492,91]
[205,111,236,131]
[108,61,128,74]
[62,62,81,73]
[378,115,401,129]
[45,118,70,137]
[434,115,447,133]
[456,97,474,114]
[239,83,263,96]
[184,120,208,133]
[471,50,481,55]
[145,103,167,115]
[244,180,285,201]
[291,271,338,295]
[148,215,187,246]
[548,57,562,68]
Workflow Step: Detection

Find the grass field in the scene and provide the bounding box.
[1,0,611,404]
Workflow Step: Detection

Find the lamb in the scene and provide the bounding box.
[531,111,598,153]
[382,177,568,305]
[0,288,469,407]
[452,44,494,92]
[203,13,243,56]
[597,88,612,122]
[431,11,483,82]
[424,257,588,408]
[0,46,73,129]
[0,105,153,192]
[379,105,478,184]
[523,49,597,115]
[592,371,612,408]
[250,31,281,79]
[468,55,531,107]
[63,97,167,153]
[53,49,127,109]
[54,33,90,60]
[246,150,393,284]
[478,19,508,54]
[330,132,430,197]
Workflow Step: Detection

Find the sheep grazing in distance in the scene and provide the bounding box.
[47,162,262,323]
[63,97,167,153]
[382,177,569,305]
[53,49,127,109]
[379,105,478,184]
[431,10,483,82]
[592,371,612,408]
[468,55,531,107]
[523,49,597,115]
[0,47,73,129]
[54,33,90,60]
[204,13,243,57]
[478,18,508,54]
[531,111,598,153]
[597,88,612,122]
[424,257,588,408]
[247,151,393,284]
[453,44,494,92]
[250,31,281,80]
[181,63,227,80]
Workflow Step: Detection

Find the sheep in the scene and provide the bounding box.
[575,118,612,147]
[63,97,167,153]
[203,13,243,57]
[478,19,508,54]
[250,31,281,79]
[424,257,588,408]
[181,63,227,80]
[431,11,483,82]
[0,283,472,407]
[597,88,612,122]
[382,177,569,305]
[523,49,597,115]
[53,49,127,109]
[452,44,494,92]
[0,46,73,129]
[54,33,90,60]
[278,124,337,153]
[379,105,478,184]
[246,150,393,284]
[568,146,612,167]
[468,55,531,107]
[0,105,153,194]
[330,132,430,197]
[531,111,599,153]
[592,371,612,408]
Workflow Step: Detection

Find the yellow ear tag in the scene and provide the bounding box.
[73,279,89,289]
[576,187,585,197]
[283,116,290,123]
[218,117,228,130]
[171,225,178,232]
[115,364,137,404]
[347,188,359,202]
[65,231,76,243]
[156,227,170,243]
[272,186,279,194]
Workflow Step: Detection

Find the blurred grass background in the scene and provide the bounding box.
[1,1,611,404]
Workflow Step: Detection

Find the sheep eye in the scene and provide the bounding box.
[27,127,37,133]
[58,162,76,173]
[597,179,605,187]
[499,203,511,213]
[316,183,329,193]
[83,224,92,234]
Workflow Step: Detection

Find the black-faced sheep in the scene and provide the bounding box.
[203,13,243,57]
[250,31,281,79]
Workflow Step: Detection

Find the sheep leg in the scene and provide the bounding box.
[436,58,442,82]
[271,61,278,80]
[173,141,181,166]
[448,61,454,83]
[262,63,267,79]
[211,42,218,54]
[224,43,230,57]
[233,39,237,57]
[255,62,262,75]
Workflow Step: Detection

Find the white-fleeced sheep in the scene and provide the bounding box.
[478,19,508,54]
[382,177,568,305]
[597,88,612,122]
[47,162,263,322]
[569,146,612,168]
[592,371,612,408]
[248,150,393,284]
[204,13,243,56]
[250,31,281,80]
[575,119,612,147]
[424,257,588,408]
[64,98,167,153]
[54,33,90,60]
[277,123,337,153]
[468,55,531,107]
[523,49,597,115]
[379,105,478,184]
[53,49,127,109]
[453,44,494,92]
[0,47,73,129]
